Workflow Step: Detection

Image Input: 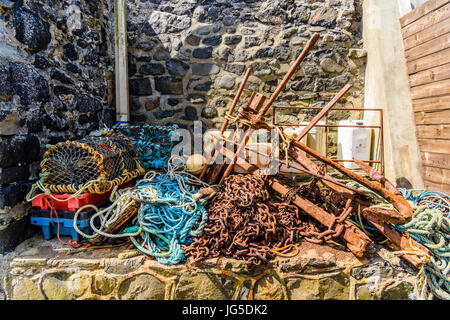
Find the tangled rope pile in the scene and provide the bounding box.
[120,157,211,265]
[399,189,449,217]
[112,124,178,170]
[347,183,449,300]
[183,173,320,268]
[72,157,211,265]
[397,205,450,300]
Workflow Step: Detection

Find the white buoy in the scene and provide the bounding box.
[186,154,206,175]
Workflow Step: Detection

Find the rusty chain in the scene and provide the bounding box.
[183,173,321,268]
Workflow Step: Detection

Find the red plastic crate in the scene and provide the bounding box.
[31,181,133,212]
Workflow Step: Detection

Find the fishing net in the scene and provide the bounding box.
[112,124,179,170]
[38,133,144,194]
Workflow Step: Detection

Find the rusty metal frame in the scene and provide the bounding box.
[272,106,384,174]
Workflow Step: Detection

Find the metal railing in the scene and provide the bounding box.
[272,106,384,174]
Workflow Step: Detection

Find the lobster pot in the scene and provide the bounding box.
[41,134,144,194]
[112,124,178,170]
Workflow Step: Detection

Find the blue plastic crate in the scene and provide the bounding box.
[30,216,92,241]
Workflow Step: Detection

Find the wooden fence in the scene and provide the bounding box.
[401,0,450,192]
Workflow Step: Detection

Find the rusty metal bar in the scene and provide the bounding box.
[362,213,430,269]
[267,177,373,257]
[295,84,352,142]
[256,33,320,122]
[199,67,252,180]
[256,121,413,225]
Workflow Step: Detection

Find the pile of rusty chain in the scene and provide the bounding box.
[183,173,320,268]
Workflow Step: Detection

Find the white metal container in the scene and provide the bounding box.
[337,120,372,169]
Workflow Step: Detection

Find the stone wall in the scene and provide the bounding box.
[125,0,366,134]
[3,236,417,300]
[0,0,114,252]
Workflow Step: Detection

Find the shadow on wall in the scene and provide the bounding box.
[125,0,367,136]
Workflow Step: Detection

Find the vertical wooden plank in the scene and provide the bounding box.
[114,0,130,123]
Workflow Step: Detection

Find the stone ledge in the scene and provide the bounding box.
[1,235,418,300]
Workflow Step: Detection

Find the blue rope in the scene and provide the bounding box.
[124,173,207,265]
[112,124,178,170]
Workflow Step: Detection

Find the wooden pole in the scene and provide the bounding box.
[114,0,130,124]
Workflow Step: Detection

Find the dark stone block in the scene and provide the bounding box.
[197,5,221,23]
[50,69,73,85]
[223,15,237,26]
[244,36,260,48]
[10,63,50,105]
[63,43,79,61]
[34,55,51,69]
[136,42,155,51]
[153,109,182,119]
[193,81,213,91]
[100,106,115,128]
[72,94,103,112]
[13,6,51,52]
[192,63,220,75]
[155,76,183,95]
[130,113,147,123]
[0,165,29,185]
[83,49,100,66]
[78,114,89,124]
[128,63,137,77]
[0,183,25,207]
[166,59,190,76]
[224,35,242,45]
[225,64,245,75]
[65,63,82,74]
[186,34,200,46]
[129,78,153,96]
[44,112,69,131]
[136,56,153,62]
[153,46,170,61]
[193,47,213,59]
[0,135,40,168]
[77,38,89,49]
[25,110,44,133]
[54,85,76,95]
[183,106,198,121]
[139,63,165,76]
[0,212,36,254]
[0,59,11,100]
[274,45,291,61]
[254,47,274,58]
[202,35,222,46]
[168,98,180,106]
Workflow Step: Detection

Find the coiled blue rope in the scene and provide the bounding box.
[123,172,208,265]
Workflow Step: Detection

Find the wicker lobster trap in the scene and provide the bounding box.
[112,124,178,170]
[39,133,144,194]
